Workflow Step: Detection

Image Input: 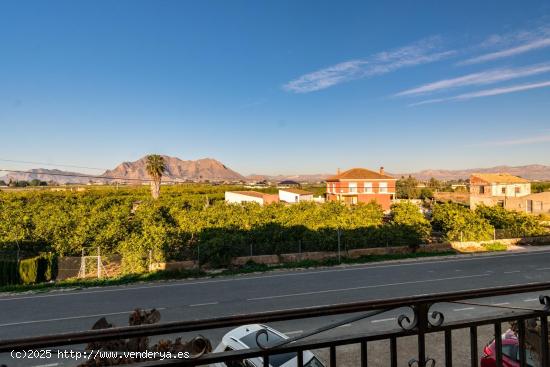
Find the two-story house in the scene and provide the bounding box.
[326,167,397,210]
[469,173,531,210]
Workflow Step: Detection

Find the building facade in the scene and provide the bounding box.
[505,192,550,215]
[325,167,397,210]
[279,188,314,203]
[225,191,279,205]
[469,173,531,210]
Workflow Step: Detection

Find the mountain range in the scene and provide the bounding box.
[1,157,550,184]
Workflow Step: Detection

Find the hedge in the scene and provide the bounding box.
[0,253,58,286]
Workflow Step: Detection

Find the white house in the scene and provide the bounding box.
[225,191,279,205]
[278,188,314,203]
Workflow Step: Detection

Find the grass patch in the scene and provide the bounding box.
[0,250,456,294]
[481,242,508,252]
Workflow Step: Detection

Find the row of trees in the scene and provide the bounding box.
[0,184,546,274]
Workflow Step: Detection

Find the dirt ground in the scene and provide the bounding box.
[314,324,498,367]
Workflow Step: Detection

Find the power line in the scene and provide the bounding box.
[0,169,195,184]
[0,159,107,171]
[0,168,240,184]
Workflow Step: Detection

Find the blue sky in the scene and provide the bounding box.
[1,0,550,175]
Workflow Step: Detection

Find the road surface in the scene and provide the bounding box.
[2,248,550,366]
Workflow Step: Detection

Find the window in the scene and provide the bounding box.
[479,185,485,194]
[379,182,388,193]
[349,182,357,193]
[501,187,506,194]
[515,186,521,194]
[364,182,372,193]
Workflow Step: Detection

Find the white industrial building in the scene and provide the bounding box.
[278,188,314,203]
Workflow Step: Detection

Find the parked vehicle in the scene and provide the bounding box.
[211,324,325,367]
[481,329,536,367]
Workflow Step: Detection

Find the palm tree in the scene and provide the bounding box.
[145,154,166,199]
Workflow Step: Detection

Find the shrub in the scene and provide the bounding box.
[475,205,545,237]
[432,202,493,241]
[389,202,431,249]
[0,260,19,286]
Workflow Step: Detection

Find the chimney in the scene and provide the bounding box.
[337,168,341,175]
[380,166,385,175]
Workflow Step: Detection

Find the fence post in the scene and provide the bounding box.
[337,229,341,263]
[299,240,302,254]
[97,247,101,278]
[460,231,463,243]
[494,228,496,241]
[197,242,201,269]
[148,250,152,272]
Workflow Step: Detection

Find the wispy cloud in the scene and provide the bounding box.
[459,26,550,65]
[410,80,550,106]
[483,135,550,146]
[283,37,455,93]
[395,62,550,97]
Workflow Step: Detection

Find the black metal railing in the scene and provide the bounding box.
[3,282,550,366]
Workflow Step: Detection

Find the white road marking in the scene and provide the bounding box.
[247,274,491,301]
[32,364,59,367]
[524,298,539,302]
[188,302,219,307]
[492,302,511,306]
[2,250,549,302]
[0,308,166,328]
[453,307,475,312]
[536,267,550,271]
[284,330,303,335]
[503,270,521,274]
[371,318,396,323]
[337,323,352,328]
[0,311,133,327]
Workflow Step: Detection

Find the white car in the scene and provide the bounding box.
[211,324,325,367]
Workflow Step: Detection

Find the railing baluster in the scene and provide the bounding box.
[494,322,502,367]
[297,350,304,367]
[444,329,452,367]
[390,336,397,367]
[518,319,526,367]
[263,353,269,367]
[361,340,368,367]
[329,345,336,367]
[470,326,478,367]
[540,315,549,367]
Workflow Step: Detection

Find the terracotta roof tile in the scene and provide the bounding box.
[326,168,395,181]
[470,173,529,184]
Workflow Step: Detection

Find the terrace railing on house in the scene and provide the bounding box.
[2,282,550,366]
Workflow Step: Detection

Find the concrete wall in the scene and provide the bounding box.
[279,190,314,203]
[506,192,550,215]
[225,192,264,205]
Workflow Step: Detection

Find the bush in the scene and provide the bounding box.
[389,202,431,249]
[16,254,58,284]
[475,205,545,237]
[0,260,19,286]
[432,202,494,241]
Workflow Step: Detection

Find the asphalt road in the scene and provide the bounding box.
[2,248,550,366]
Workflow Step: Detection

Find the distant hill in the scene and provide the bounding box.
[0,168,98,185]
[0,156,245,184]
[102,156,244,182]
[246,173,331,183]
[396,164,550,181]
[2,162,549,185]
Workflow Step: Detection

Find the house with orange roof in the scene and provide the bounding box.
[325,167,397,210]
[469,173,531,209]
